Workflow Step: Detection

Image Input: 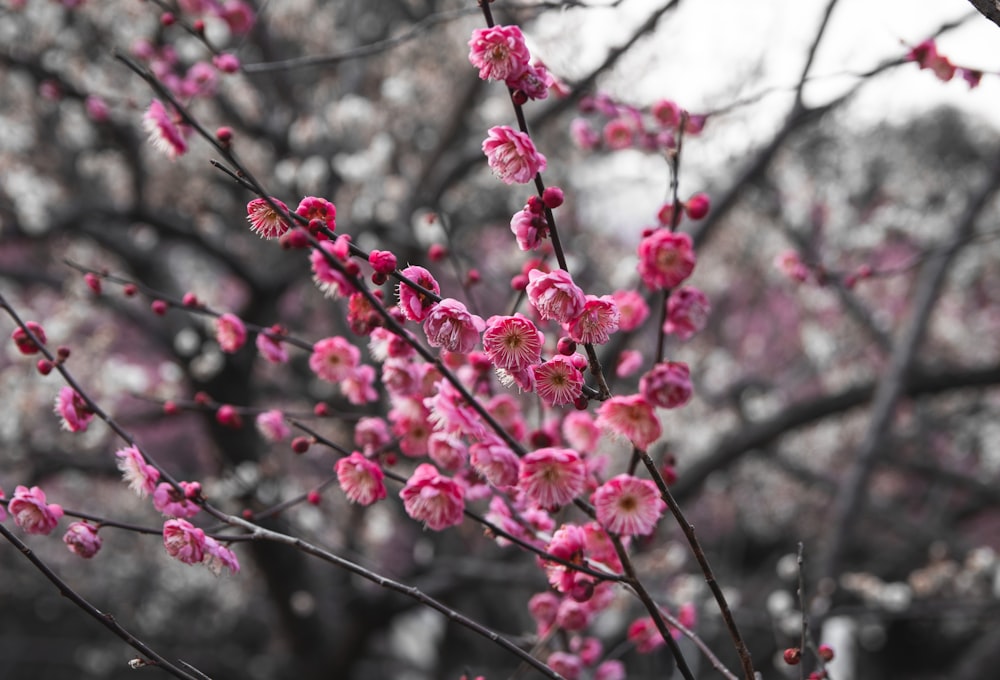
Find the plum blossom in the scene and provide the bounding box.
[397,265,440,322]
[469,435,520,487]
[592,474,665,536]
[163,518,206,565]
[663,286,710,340]
[399,464,465,530]
[246,197,290,239]
[295,195,336,230]
[510,204,548,251]
[482,126,547,185]
[203,536,240,575]
[63,522,102,559]
[428,432,468,471]
[336,452,387,505]
[11,321,46,354]
[467,25,530,82]
[215,313,247,352]
[311,235,356,298]
[611,289,650,332]
[640,361,693,409]
[526,269,586,323]
[482,314,543,371]
[519,448,586,508]
[115,445,160,497]
[153,481,201,519]
[8,485,63,535]
[256,330,289,363]
[309,336,360,383]
[143,99,189,159]
[422,298,485,354]
[255,410,290,442]
[567,295,620,345]
[637,229,696,290]
[533,356,584,407]
[54,387,94,433]
[342,364,379,405]
[595,394,661,450]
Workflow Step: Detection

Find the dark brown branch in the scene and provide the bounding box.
[967,0,1000,29]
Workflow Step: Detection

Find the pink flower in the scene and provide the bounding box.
[309,336,360,383]
[153,481,201,519]
[615,349,643,378]
[218,0,255,35]
[534,356,584,407]
[567,295,620,345]
[422,298,485,354]
[63,522,102,559]
[11,320,47,354]
[84,95,109,122]
[163,518,206,565]
[295,195,336,230]
[906,39,955,82]
[203,536,240,575]
[469,435,519,487]
[246,197,291,239]
[354,416,390,454]
[8,485,63,535]
[467,25,531,82]
[556,599,592,631]
[428,432,468,471]
[256,330,289,363]
[212,52,241,73]
[595,394,661,450]
[526,269,586,323]
[311,235,357,298]
[482,125,547,185]
[663,286,710,340]
[425,379,487,439]
[184,61,217,96]
[255,410,290,441]
[595,660,626,680]
[628,616,667,652]
[562,411,601,452]
[774,249,809,282]
[519,448,586,508]
[342,364,379,405]
[215,313,247,352]
[592,474,665,536]
[115,445,160,497]
[640,361,693,409]
[142,99,189,159]
[544,523,589,593]
[570,118,599,150]
[54,386,94,433]
[399,463,465,531]
[637,229,696,290]
[510,205,548,251]
[611,289,650,332]
[508,62,550,100]
[482,314,543,371]
[602,118,634,150]
[547,652,582,680]
[529,591,560,633]
[336,452,387,505]
[397,265,441,322]
[652,99,682,128]
[368,249,397,275]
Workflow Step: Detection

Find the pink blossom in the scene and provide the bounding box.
[615,349,643,378]
[487,394,527,442]
[84,95,109,122]
[663,286,710,340]
[428,432,468,471]
[153,482,201,519]
[467,25,531,82]
[595,660,626,680]
[637,229,696,290]
[534,356,584,407]
[423,298,485,354]
[425,379,487,438]
[508,62,550,100]
[685,192,710,220]
[368,249,397,275]
[595,394,661,450]
[397,265,441,322]
[482,125,547,185]
[526,269,586,323]
[611,289,650,332]
[510,205,548,251]
[354,416,390,453]
[63,522,102,559]
[556,599,592,631]
[548,652,582,680]
[519,448,586,508]
[295,195,336,230]
[347,291,382,335]
[906,39,955,82]
[567,295,620,345]
[255,410,290,441]
[640,360,693,409]
[184,61,217,96]
[336,452,387,505]
[256,331,289,363]
[54,386,94,433]
[399,463,465,531]
[528,591,560,634]
[115,445,160,497]
[482,314,543,371]
[311,235,357,298]
[8,485,63,535]
[212,52,241,73]
[163,518,206,565]
[602,118,634,150]
[391,398,433,457]
[628,616,666,652]
[774,249,810,282]
[469,435,519,487]
[573,636,603,666]
[246,197,290,239]
[218,0,255,35]
[309,336,360,383]
[142,99,189,159]
[570,118,599,150]
[215,313,247,352]
[544,523,589,593]
[652,99,682,128]
[562,411,601,452]
[342,364,379,405]
[203,536,240,575]
[592,474,665,536]
[382,357,421,398]
[11,320,47,354]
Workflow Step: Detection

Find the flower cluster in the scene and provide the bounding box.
[571,92,707,154]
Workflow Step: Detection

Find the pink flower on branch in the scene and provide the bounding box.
[483,314,543,371]
[519,447,586,508]
[153,481,201,519]
[142,99,189,159]
[526,268,586,324]
[116,445,160,497]
[592,474,665,537]
[256,330,289,363]
[482,126,547,185]
[637,229,696,291]
[595,394,661,450]
[663,286,710,340]
[639,361,693,409]
[567,295,620,345]
[215,313,247,352]
[295,196,336,230]
[163,518,206,565]
[397,265,441,322]
[422,298,485,354]
[336,452,387,505]
[534,355,584,407]
[255,410,290,442]
[309,336,361,383]
[468,25,531,82]
[8,485,64,535]
[54,386,94,433]
[469,435,519,488]
[399,464,465,531]
[203,536,240,575]
[246,197,291,239]
[311,235,357,298]
[63,522,102,559]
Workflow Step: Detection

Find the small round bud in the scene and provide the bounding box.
[163,401,179,415]
[569,578,594,602]
[557,337,577,356]
[511,90,528,106]
[160,12,175,26]
[291,437,311,454]
[661,465,678,485]
[656,203,676,225]
[371,271,388,286]
[183,482,202,499]
[306,490,321,506]
[216,404,242,428]
[783,648,801,666]
[542,186,565,209]
[36,359,53,375]
[215,126,233,143]
[193,19,205,33]
[344,261,361,278]
[427,244,447,262]
[313,402,329,417]
[12,322,47,355]
[242,509,254,519]
[279,228,310,250]
[383,453,397,467]
[529,430,553,448]
[526,195,544,214]
[818,644,834,662]
[641,227,655,238]
[573,395,589,410]
[182,292,198,307]
[465,268,481,285]
[684,193,710,220]
[123,283,138,297]
[511,274,528,291]
[194,391,211,405]
[56,346,71,360]
[84,273,102,294]
[151,300,168,316]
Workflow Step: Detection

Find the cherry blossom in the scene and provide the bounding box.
[533,355,584,407]
[54,386,94,433]
[567,295,620,345]
[663,286,710,340]
[397,265,440,322]
[639,361,693,409]
[482,314,543,371]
